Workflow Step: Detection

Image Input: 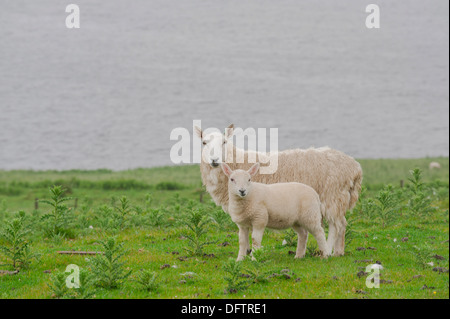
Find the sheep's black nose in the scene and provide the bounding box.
[210,158,219,167]
[239,189,246,196]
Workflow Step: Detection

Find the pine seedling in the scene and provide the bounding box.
[182,208,217,256]
[40,186,74,238]
[134,205,144,216]
[147,207,165,227]
[185,199,196,211]
[51,232,66,244]
[114,196,132,229]
[69,268,96,299]
[282,229,297,247]
[407,168,436,216]
[373,184,402,228]
[88,237,131,289]
[244,248,272,284]
[306,241,321,257]
[94,204,119,233]
[170,193,183,215]
[209,208,235,231]
[408,168,425,194]
[133,269,160,292]
[48,268,95,299]
[48,271,68,299]
[354,186,377,219]
[0,211,37,269]
[19,244,41,269]
[144,193,154,212]
[408,245,435,270]
[222,258,249,294]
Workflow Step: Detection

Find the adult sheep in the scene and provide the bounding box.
[195,124,363,256]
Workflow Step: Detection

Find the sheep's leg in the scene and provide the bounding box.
[237,225,250,261]
[292,226,308,258]
[250,227,265,260]
[333,217,347,256]
[326,223,337,255]
[333,228,346,256]
[310,226,331,257]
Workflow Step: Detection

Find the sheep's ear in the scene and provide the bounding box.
[224,124,234,139]
[221,163,233,178]
[247,162,260,177]
[194,126,203,139]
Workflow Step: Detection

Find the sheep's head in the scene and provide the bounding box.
[221,162,260,198]
[195,124,234,168]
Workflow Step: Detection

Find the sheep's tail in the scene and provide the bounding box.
[320,161,362,236]
[348,162,363,211]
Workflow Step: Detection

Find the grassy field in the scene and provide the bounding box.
[0,157,448,299]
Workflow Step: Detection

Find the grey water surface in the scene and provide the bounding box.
[0,0,448,170]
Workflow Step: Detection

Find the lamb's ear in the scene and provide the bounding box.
[247,162,260,177]
[194,126,203,139]
[224,124,234,140]
[221,163,233,178]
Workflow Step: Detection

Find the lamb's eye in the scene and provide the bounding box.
[231,178,234,182]
[223,141,226,145]
[202,141,206,145]
[248,179,250,182]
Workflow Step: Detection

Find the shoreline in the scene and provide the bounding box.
[0,156,448,173]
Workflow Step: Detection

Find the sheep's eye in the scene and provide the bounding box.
[223,141,226,145]
[202,141,206,145]
[231,178,234,182]
[248,179,250,182]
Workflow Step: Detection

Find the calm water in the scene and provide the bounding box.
[0,0,448,170]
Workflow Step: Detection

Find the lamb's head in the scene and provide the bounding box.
[221,162,260,198]
[195,124,234,168]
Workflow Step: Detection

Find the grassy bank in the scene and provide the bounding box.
[0,157,448,299]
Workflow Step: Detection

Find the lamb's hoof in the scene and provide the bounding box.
[236,256,245,262]
[294,255,305,259]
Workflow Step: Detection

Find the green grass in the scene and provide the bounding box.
[0,158,448,299]
[358,157,449,191]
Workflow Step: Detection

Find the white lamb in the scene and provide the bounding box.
[196,124,363,256]
[221,162,331,261]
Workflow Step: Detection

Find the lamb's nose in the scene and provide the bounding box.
[239,189,246,196]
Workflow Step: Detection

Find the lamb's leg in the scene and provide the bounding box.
[250,227,265,260]
[292,226,308,259]
[310,226,331,257]
[237,225,250,261]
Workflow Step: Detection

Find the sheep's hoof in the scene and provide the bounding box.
[294,255,305,259]
[236,256,245,262]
